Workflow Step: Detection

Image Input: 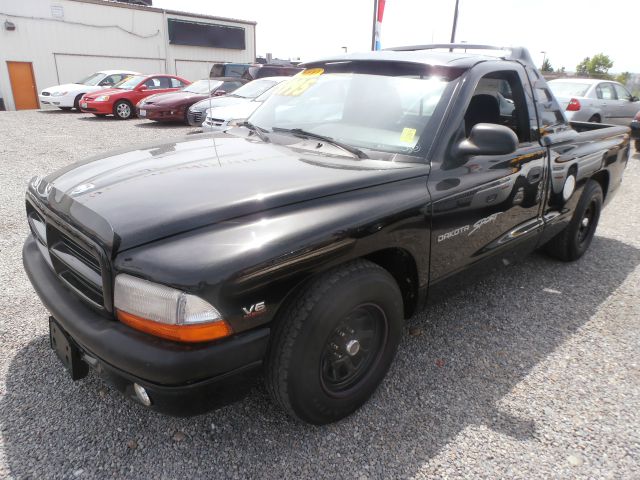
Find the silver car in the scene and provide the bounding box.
[548,78,640,125]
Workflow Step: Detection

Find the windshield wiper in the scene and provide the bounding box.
[239,121,270,142]
[271,127,368,159]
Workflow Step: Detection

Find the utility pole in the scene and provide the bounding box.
[450,0,460,44]
[371,0,378,51]
[541,51,547,69]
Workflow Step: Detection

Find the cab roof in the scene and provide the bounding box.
[302,44,535,70]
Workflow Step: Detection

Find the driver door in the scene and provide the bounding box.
[428,67,547,286]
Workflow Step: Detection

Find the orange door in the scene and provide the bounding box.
[7,61,39,110]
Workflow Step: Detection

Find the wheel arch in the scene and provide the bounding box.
[590,169,610,201]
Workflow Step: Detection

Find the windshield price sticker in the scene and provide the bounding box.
[400,127,417,143]
[275,68,324,97]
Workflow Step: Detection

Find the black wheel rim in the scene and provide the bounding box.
[578,200,596,244]
[320,303,387,395]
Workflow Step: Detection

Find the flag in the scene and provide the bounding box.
[373,0,386,51]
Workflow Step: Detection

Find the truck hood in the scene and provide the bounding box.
[36,132,428,253]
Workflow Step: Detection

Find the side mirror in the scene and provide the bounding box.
[455,123,518,157]
[213,90,226,97]
[630,96,638,102]
[137,85,148,91]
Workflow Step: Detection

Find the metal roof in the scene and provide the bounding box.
[69,0,256,26]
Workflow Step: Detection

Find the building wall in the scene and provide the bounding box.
[0,0,256,110]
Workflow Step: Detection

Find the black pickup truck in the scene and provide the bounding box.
[23,45,630,425]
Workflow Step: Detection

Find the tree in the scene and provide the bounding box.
[575,53,614,77]
[541,58,553,72]
[616,72,631,86]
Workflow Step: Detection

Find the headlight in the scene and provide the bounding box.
[52,91,68,96]
[114,274,232,343]
[95,95,110,102]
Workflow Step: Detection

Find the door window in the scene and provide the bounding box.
[613,84,631,101]
[534,87,565,129]
[596,83,616,100]
[463,71,530,142]
[170,77,187,88]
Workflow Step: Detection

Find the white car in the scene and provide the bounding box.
[39,70,139,110]
[201,77,290,132]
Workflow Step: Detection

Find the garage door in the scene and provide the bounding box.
[54,54,165,84]
[175,60,213,82]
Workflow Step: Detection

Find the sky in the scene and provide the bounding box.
[154,0,638,73]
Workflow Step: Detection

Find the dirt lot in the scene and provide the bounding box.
[0,110,638,479]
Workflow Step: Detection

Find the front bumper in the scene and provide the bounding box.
[39,94,74,108]
[79,100,113,114]
[23,236,270,415]
[187,109,206,126]
[137,105,185,122]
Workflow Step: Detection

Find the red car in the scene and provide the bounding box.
[79,74,190,119]
[136,77,247,123]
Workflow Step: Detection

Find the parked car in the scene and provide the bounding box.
[23,45,630,425]
[209,63,254,79]
[187,77,291,126]
[631,111,640,150]
[79,74,190,119]
[548,78,640,125]
[201,77,290,132]
[39,70,138,111]
[136,77,247,123]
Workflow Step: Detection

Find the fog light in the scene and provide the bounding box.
[133,383,152,406]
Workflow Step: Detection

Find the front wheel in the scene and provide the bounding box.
[266,260,404,425]
[544,179,603,261]
[113,100,133,120]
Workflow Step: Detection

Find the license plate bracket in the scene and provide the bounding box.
[49,317,89,381]
[80,102,87,109]
[139,109,146,117]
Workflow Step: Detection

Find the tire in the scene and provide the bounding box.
[59,107,72,111]
[265,259,404,425]
[544,179,603,261]
[73,94,84,111]
[113,100,133,120]
[588,114,601,123]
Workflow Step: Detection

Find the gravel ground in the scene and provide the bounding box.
[0,110,638,479]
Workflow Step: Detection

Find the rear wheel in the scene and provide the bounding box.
[113,100,133,120]
[266,260,403,425]
[544,179,603,261]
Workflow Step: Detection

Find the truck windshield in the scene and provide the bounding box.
[250,62,462,157]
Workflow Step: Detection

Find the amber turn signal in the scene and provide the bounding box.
[117,310,232,343]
